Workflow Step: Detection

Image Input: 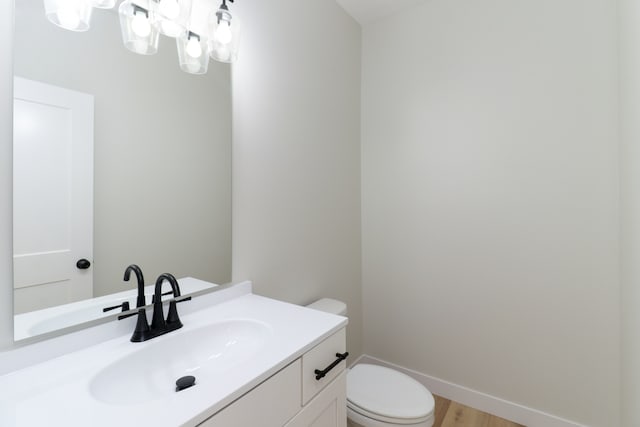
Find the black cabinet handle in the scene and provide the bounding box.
[314,352,349,381]
[76,259,91,269]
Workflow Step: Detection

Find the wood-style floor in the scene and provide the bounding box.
[433,395,525,427]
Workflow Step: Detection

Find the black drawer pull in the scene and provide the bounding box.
[314,352,349,380]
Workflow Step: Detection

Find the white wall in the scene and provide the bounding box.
[620,0,640,425]
[232,0,363,356]
[361,1,620,426]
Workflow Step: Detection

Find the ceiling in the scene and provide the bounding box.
[334,0,426,25]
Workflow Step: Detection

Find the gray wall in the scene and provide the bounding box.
[14,1,232,297]
[231,0,363,357]
[361,1,619,426]
[621,0,640,425]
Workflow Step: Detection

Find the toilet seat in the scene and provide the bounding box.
[347,364,434,426]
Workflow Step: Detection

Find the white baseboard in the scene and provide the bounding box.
[350,354,587,427]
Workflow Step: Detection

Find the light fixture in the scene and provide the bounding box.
[44,0,93,32]
[42,0,242,74]
[208,0,240,64]
[177,31,209,74]
[119,1,159,55]
[154,0,193,38]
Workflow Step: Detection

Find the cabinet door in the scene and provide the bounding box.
[285,371,347,427]
[199,359,302,427]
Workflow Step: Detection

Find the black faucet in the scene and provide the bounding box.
[124,264,146,308]
[119,273,191,343]
[151,273,182,331]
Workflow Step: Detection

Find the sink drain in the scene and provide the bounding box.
[176,375,196,392]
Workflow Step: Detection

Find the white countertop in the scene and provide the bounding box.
[0,288,347,426]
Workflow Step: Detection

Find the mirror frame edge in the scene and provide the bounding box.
[0,0,14,350]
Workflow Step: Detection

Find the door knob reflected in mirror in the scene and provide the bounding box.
[76,259,91,270]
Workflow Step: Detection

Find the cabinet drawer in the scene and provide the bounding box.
[199,359,302,427]
[302,328,346,405]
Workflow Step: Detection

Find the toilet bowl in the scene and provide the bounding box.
[306,299,435,427]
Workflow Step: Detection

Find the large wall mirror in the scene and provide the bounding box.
[11,0,232,341]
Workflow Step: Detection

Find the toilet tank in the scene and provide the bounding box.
[306,298,347,316]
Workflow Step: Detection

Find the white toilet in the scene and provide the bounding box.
[306,299,435,427]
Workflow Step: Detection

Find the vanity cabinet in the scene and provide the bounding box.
[198,328,347,427]
[285,371,346,427]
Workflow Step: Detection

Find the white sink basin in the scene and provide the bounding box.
[89,319,272,405]
[0,286,349,427]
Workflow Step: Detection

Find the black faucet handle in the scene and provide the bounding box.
[131,308,152,342]
[166,300,183,328]
[103,301,131,313]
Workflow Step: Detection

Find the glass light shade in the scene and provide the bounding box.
[208,7,240,64]
[119,1,160,55]
[177,31,210,74]
[91,0,116,9]
[154,0,193,38]
[43,0,92,32]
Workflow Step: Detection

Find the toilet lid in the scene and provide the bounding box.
[347,364,434,421]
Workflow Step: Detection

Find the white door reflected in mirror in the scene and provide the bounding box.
[13,77,94,314]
